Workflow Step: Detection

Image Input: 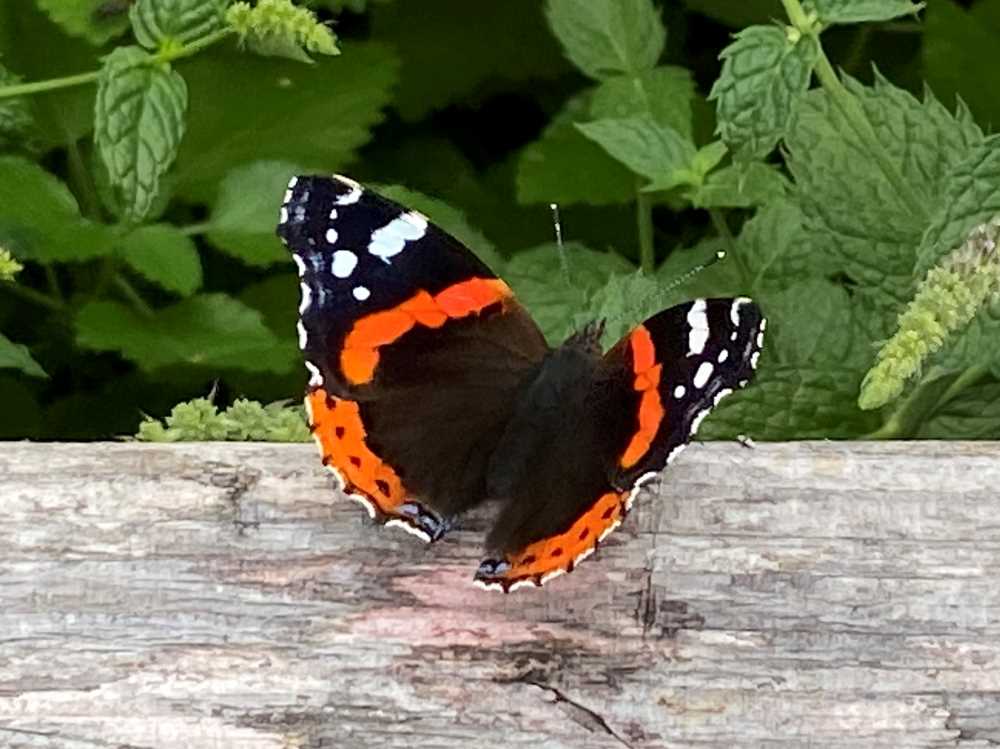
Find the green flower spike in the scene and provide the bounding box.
[0,247,22,282]
[859,216,1000,410]
[226,0,340,62]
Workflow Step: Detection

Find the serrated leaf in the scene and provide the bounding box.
[916,137,1000,275]
[504,242,634,342]
[807,0,923,24]
[0,156,116,263]
[206,160,308,267]
[739,199,841,285]
[545,0,665,79]
[174,41,397,203]
[75,294,295,373]
[570,271,670,348]
[94,46,188,223]
[225,0,340,63]
[130,0,226,49]
[517,94,636,206]
[785,74,983,319]
[590,66,696,140]
[709,25,819,162]
[376,185,506,275]
[918,382,1000,439]
[371,0,566,120]
[698,365,882,440]
[0,334,47,378]
[576,116,696,182]
[119,223,202,296]
[34,0,130,45]
[690,161,789,208]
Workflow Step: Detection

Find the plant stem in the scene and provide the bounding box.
[180,221,214,237]
[0,28,234,102]
[65,137,104,221]
[636,186,655,273]
[862,366,980,440]
[44,266,64,302]
[708,209,748,281]
[1,282,65,312]
[114,274,154,316]
[935,363,989,409]
[779,0,928,223]
[0,71,99,101]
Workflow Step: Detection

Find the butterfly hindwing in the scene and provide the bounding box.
[280,175,549,541]
[474,298,765,592]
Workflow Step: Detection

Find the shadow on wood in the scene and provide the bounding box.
[1,441,999,748]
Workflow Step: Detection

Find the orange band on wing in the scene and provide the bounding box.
[620,325,665,468]
[485,491,628,588]
[340,278,512,385]
[306,388,406,514]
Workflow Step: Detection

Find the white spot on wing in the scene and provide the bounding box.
[756,331,765,348]
[686,299,709,355]
[296,320,308,349]
[540,568,566,585]
[347,493,376,518]
[750,351,760,369]
[353,286,371,301]
[713,387,733,406]
[292,255,307,277]
[385,518,432,543]
[598,518,622,542]
[279,206,288,224]
[333,174,362,205]
[369,211,428,263]
[298,282,312,314]
[474,579,504,592]
[673,385,686,399]
[331,250,357,278]
[329,208,338,220]
[689,409,710,436]
[304,360,323,387]
[509,578,538,592]
[288,176,298,189]
[666,444,687,465]
[326,228,339,245]
[573,546,595,566]
[731,296,752,326]
[717,349,729,364]
[693,361,714,389]
[626,471,658,510]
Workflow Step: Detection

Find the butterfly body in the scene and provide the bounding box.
[278,174,765,592]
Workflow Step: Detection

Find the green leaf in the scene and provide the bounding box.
[570,271,671,348]
[590,66,696,140]
[709,25,819,162]
[0,156,116,264]
[0,334,47,378]
[34,0,130,45]
[762,279,862,367]
[130,0,226,49]
[545,0,665,79]
[174,41,397,203]
[807,0,923,24]
[916,137,1000,275]
[517,95,636,206]
[689,160,789,209]
[372,0,567,120]
[119,223,202,296]
[76,294,295,373]
[924,1,1000,136]
[698,365,882,440]
[376,185,506,275]
[137,397,309,442]
[738,199,841,286]
[918,382,1000,439]
[504,242,634,342]
[206,160,308,267]
[94,46,188,223]
[784,75,983,318]
[576,116,696,182]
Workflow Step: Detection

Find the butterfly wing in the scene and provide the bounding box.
[279,175,549,541]
[475,298,765,591]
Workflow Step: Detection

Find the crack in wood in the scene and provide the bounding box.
[524,680,636,749]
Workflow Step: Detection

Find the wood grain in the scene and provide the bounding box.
[1,441,999,748]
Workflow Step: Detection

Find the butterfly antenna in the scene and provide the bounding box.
[658,250,727,296]
[550,202,572,287]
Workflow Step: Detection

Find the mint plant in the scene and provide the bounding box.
[1,0,998,441]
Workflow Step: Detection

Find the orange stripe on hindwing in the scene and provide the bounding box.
[340,278,512,385]
[306,388,406,516]
[496,490,628,586]
[620,324,665,468]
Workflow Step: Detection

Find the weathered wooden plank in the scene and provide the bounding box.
[1,441,999,748]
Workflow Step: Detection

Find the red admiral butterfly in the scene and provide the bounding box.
[277,175,765,592]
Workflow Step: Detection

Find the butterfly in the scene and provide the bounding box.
[277,175,765,592]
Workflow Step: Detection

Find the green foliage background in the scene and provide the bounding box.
[1,0,999,441]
